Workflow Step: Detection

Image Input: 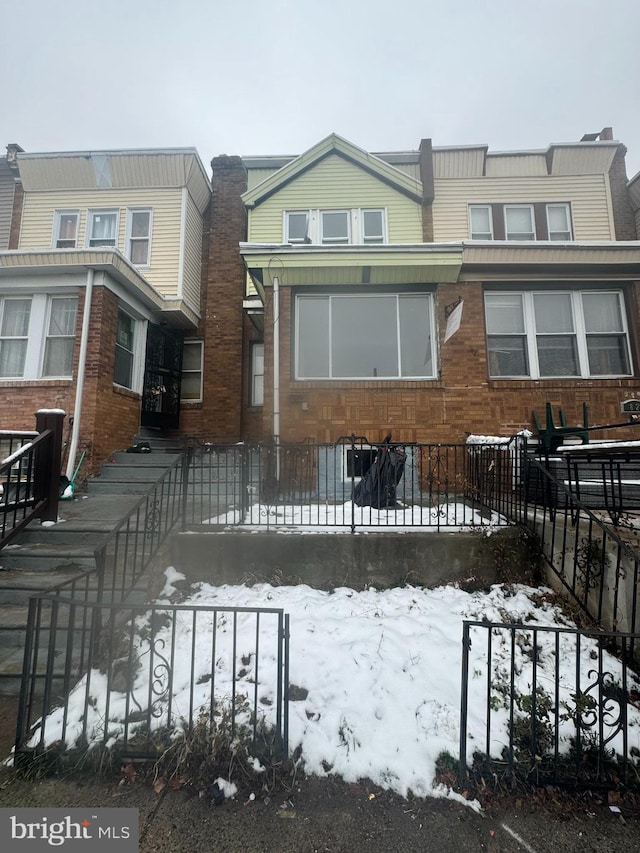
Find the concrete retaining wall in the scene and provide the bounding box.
[170,527,526,590]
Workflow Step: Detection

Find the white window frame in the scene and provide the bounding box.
[250,341,264,406]
[113,307,145,392]
[546,203,573,241]
[485,289,632,379]
[504,204,536,241]
[42,296,78,377]
[320,210,350,245]
[180,339,203,402]
[295,292,437,380]
[53,210,80,249]
[284,210,311,244]
[86,209,119,248]
[360,208,386,244]
[126,208,152,266]
[0,294,77,380]
[468,205,494,240]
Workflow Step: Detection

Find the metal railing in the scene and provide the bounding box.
[182,437,526,532]
[16,598,289,762]
[523,455,640,641]
[0,411,64,549]
[459,620,640,790]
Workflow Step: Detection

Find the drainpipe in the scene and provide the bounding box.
[66,267,94,480]
[273,274,280,482]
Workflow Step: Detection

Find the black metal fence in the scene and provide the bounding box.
[459,620,640,790]
[16,597,289,762]
[182,436,526,532]
[0,411,64,549]
[523,455,640,641]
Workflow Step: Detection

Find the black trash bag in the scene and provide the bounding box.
[353,434,407,509]
[126,441,152,453]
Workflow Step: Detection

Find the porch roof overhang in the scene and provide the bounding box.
[239,243,464,287]
[0,249,199,328]
[459,241,640,280]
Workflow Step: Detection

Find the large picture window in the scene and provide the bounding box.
[485,290,631,379]
[0,295,77,379]
[296,293,436,379]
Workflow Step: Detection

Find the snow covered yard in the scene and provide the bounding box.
[28,572,640,805]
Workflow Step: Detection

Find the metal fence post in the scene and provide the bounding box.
[34,409,65,523]
[459,621,471,786]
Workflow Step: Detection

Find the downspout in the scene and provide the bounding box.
[66,267,94,480]
[273,274,280,482]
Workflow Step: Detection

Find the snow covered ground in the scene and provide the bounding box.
[30,572,640,806]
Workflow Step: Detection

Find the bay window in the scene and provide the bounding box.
[296,292,436,379]
[0,295,77,379]
[485,290,631,379]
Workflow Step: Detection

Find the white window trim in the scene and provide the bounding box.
[546,203,573,241]
[485,289,632,379]
[86,209,120,248]
[125,208,153,266]
[181,339,203,402]
[113,307,145,393]
[320,210,351,245]
[468,205,494,240]
[0,293,77,380]
[283,208,388,245]
[41,296,77,378]
[295,292,437,380]
[360,208,387,244]
[52,210,80,249]
[250,341,264,407]
[504,204,536,241]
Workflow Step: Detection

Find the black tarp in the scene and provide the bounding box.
[352,434,407,509]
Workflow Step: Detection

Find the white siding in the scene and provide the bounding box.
[248,154,423,243]
[432,175,614,241]
[181,193,203,310]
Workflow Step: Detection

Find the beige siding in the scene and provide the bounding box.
[433,148,487,178]
[432,175,614,241]
[181,192,203,310]
[247,167,281,191]
[247,154,423,243]
[19,188,185,296]
[485,154,548,177]
[550,145,616,175]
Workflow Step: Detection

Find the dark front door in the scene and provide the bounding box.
[141,324,184,430]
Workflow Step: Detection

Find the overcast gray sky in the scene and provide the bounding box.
[3,0,640,177]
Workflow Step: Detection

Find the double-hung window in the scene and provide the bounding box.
[114,309,136,388]
[126,209,151,265]
[250,342,264,406]
[181,340,203,402]
[87,210,118,247]
[485,290,631,378]
[296,293,436,379]
[0,295,77,379]
[54,210,79,248]
[504,205,535,240]
[469,205,493,240]
[546,203,572,240]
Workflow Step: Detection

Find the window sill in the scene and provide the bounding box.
[488,377,637,389]
[180,401,203,408]
[0,378,73,387]
[112,384,141,400]
[292,379,443,389]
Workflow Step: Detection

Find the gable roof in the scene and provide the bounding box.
[241,133,424,208]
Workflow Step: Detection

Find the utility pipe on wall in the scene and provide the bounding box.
[65,268,94,480]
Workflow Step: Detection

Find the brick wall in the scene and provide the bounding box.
[264,280,640,445]
[608,145,637,240]
[193,155,247,441]
[8,179,23,249]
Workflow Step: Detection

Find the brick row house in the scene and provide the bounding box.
[1,129,640,480]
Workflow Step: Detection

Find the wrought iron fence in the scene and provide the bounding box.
[459,620,640,790]
[16,598,289,763]
[182,436,526,532]
[523,455,640,641]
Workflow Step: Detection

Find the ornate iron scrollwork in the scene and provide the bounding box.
[576,669,625,748]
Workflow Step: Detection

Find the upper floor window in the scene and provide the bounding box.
[296,292,436,379]
[181,339,203,402]
[469,205,493,240]
[504,205,535,241]
[54,210,79,249]
[87,210,118,247]
[0,295,77,379]
[284,208,387,245]
[547,203,572,240]
[126,209,152,265]
[485,289,631,379]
